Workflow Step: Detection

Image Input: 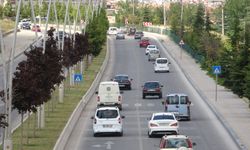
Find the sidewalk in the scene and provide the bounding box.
[147,32,250,150]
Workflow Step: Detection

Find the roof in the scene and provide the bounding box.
[96,106,119,111]
[166,93,188,97]
[153,112,175,116]
[162,134,189,139]
[100,81,119,85]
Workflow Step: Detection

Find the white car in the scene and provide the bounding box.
[159,135,196,150]
[107,27,118,35]
[145,44,158,55]
[148,112,179,137]
[92,107,124,137]
[154,58,171,73]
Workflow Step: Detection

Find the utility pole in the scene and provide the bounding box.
[132,0,134,16]
[180,0,184,39]
[163,0,166,26]
[221,4,224,35]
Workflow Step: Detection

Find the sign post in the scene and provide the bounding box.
[74,74,83,84]
[212,66,221,101]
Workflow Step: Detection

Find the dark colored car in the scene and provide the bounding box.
[112,74,133,90]
[139,37,150,48]
[128,27,136,36]
[134,31,144,39]
[116,32,125,39]
[142,81,163,99]
[31,25,41,32]
[20,22,31,30]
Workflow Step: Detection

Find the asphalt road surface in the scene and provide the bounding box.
[64,34,240,150]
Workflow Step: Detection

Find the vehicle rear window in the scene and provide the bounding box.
[165,138,188,148]
[148,45,156,48]
[167,96,179,104]
[150,50,159,54]
[144,82,160,88]
[157,59,168,64]
[115,76,128,80]
[96,110,118,118]
[153,115,174,120]
[180,96,188,104]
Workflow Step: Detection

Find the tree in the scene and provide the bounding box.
[3,2,14,17]
[193,3,205,34]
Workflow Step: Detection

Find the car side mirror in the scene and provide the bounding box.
[161,85,164,87]
[121,116,125,119]
[91,116,94,119]
[130,78,133,81]
[95,91,98,94]
[111,78,114,81]
[193,142,197,146]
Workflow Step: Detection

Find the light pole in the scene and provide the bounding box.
[180,0,184,59]
[163,0,166,26]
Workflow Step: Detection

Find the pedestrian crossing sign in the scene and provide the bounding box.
[212,66,221,74]
[74,74,83,82]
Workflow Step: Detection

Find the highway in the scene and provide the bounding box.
[64,34,240,150]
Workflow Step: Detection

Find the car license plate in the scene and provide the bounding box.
[148,89,155,92]
[103,124,112,128]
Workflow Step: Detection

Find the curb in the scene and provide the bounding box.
[149,32,247,150]
[53,37,110,150]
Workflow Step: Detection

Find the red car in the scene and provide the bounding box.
[139,37,150,48]
[31,25,41,32]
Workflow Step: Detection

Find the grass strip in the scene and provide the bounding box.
[0,19,15,33]
[10,46,106,150]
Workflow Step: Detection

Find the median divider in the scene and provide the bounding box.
[53,37,110,150]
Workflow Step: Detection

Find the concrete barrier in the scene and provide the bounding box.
[53,37,110,150]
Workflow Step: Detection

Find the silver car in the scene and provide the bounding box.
[116,32,125,39]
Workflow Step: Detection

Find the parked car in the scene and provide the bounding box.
[148,112,179,137]
[142,81,163,99]
[91,107,125,137]
[20,22,31,30]
[154,58,171,73]
[159,135,196,150]
[134,31,144,39]
[18,18,31,29]
[116,32,125,39]
[162,93,191,120]
[145,44,158,55]
[148,49,160,61]
[96,81,123,110]
[107,27,118,35]
[139,37,150,48]
[112,74,132,90]
[31,25,41,32]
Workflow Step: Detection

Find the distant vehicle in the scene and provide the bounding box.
[96,81,123,110]
[154,58,171,73]
[20,22,31,30]
[116,32,125,39]
[159,134,196,150]
[145,44,158,55]
[91,107,125,137]
[162,93,191,120]
[107,27,118,35]
[18,18,31,29]
[128,27,136,36]
[55,31,69,40]
[142,81,163,99]
[148,112,179,137]
[112,74,132,90]
[139,37,150,48]
[31,25,41,32]
[134,31,144,39]
[148,49,160,61]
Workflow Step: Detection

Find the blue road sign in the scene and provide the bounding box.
[74,74,83,82]
[212,66,221,74]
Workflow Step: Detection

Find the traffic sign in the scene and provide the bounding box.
[74,74,83,82]
[212,66,221,74]
[179,39,184,45]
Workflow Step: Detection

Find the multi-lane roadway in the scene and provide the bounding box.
[64,34,240,150]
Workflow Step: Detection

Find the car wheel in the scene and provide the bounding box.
[128,86,132,90]
[148,131,153,138]
[119,131,123,136]
[93,133,98,137]
[118,105,122,111]
[142,94,146,99]
[159,93,162,99]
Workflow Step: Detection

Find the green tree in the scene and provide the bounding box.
[193,3,205,34]
[3,2,14,17]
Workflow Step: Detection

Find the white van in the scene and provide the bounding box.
[148,49,160,61]
[96,81,122,110]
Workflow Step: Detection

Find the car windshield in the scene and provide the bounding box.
[115,75,128,80]
[165,138,189,148]
[153,114,174,120]
[96,109,118,118]
[144,82,160,88]
[157,59,168,64]
[148,45,156,48]
[180,96,188,104]
[136,32,143,34]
